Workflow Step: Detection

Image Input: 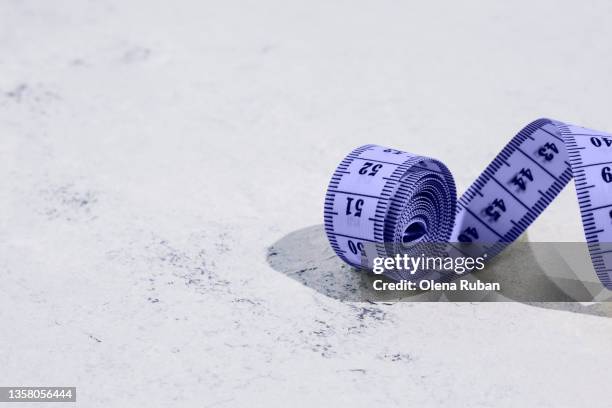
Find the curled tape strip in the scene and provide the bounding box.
[324,118,612,288]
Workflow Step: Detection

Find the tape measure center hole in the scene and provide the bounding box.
[402,221,427,246]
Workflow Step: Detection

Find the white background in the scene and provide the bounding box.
[2,0,612,406]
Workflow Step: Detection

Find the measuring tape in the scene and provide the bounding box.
[324,118,612,288]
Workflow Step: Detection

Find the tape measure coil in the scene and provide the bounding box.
[324,118,612,288]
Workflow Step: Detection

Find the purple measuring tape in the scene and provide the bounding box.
[324,119,612,288]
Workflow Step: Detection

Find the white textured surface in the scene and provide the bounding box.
[2,1,612,406]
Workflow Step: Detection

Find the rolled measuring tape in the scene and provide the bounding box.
[324,118,612,288]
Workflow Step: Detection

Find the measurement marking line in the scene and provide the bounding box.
[574,160,612,169]
[412,165,444,174]
[352,157,405,166]
[582,203,612,213]
[446,242,471,257]
[329,232,377,243]
[568,133,611,137]
[327,190,386,200]
[539,127,563,142]
[515,147,562,183]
